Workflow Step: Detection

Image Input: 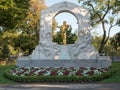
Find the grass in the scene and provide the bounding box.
[100,62,120,83]
[0,62,120,84]
[0,65,16,84]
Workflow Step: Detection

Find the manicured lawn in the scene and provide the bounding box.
[0,65,16,84]
[100,62,120,83]
[0,62,120,84]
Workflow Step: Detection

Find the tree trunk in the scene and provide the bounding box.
[99,21,106,54]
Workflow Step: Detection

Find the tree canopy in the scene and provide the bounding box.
[110,32,120,50]
[0,0,29,30]
[78,0,120,54]
[0,0,46,61]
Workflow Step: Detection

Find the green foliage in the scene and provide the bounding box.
[92,36,101,50]
[92,36,120,56]
[0,0,46,59]
[14,0,29,9]
[0,0,29,30]
[12,0,46,55]
[13,34,38,55]
[0,43,10,61]
[109,32,120,56]
[0,0,30,59]
[0,35,11,61]
[0,65,16,84]
[52,31,62,44]
[52,26,77,44]
[66,26,78,44]
[20,0,46,39]
[110,32,120,50]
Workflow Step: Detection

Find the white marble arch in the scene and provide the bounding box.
[19,1,98,60]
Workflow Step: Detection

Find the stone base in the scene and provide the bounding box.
[16,56,111,68]
[59,46,70,59]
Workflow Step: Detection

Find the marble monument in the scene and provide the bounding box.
[17,1,111,68]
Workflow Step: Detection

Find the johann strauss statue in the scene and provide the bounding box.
[58,21,69,45]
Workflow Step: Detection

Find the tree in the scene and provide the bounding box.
[0,39,10,61]
[0,0,46,60]
[13,34,38,55]
[78,0,120,54]
[110,32,120,50]
[110,32,120,56]
[66,26,78,44]
[92,36,112,56]
[92,34,120,56]
[0,30,21,61]
[0,0,30,60]
[14,0,46,55]
[0,0,29,30]
[21,0,46,39]
[1,44,10,61]
[92,36,101,51]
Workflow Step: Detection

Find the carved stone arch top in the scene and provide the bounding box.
[40,1,91,43]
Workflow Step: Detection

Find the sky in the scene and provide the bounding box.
[54,12,78,33]
[45,0,120,37]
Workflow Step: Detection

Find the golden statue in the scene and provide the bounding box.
[58,21,69,45]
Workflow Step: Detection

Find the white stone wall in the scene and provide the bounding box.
[17,57,111,68]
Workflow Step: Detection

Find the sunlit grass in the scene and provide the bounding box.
[0,65,16,84]
[100,62,120,83]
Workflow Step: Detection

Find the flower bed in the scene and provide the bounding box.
[9,67,109,77]
[4,66,114,83]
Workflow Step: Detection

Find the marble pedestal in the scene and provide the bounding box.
[59,46,70,59]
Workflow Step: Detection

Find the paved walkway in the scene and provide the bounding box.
[0,83,120,90]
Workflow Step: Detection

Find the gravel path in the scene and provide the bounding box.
[0,83,120,90]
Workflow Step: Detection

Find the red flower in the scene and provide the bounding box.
[51,70,57,75]
[80,67,86,70]
[63,70,70,75]
[87,71,94,75]
[76,70,83,76]
[90,67,96,70]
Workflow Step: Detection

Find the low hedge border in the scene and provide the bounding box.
[4,67,115,83]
